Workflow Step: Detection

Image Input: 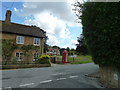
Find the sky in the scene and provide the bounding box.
[1,0,83,49]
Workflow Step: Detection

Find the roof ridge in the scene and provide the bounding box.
[2,20,46,38]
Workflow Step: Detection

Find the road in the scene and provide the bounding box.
[1,63,104,89]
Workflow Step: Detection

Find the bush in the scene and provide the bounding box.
[12,57,18,65]
[79,2,120,68]
[38,55,50,64]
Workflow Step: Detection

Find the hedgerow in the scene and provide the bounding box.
[79,2,120,67]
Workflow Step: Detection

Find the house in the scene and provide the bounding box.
[47,48,60,55]
[0,10,47,63]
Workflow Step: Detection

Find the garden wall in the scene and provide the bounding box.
[99,65,120,88]
[1,64,51,70]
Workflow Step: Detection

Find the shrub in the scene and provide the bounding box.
[12,57,18,65]
[38,55,50,64]
[78,2,120,68]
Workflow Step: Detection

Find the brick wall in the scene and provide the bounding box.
[2,33,44,62]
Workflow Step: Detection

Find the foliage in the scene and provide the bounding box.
[20,45,40,64]
[20,45,34,52]
[20,45,40,55]
[52,45,60,49]
[66,47,70,55]
[2,39,17,61]
[76,34,88,55]
[11,57,18,65]
[20,45,40,52]
[44,43,49,53]
[38,55,50,64]
[59,48,66,55]
[76,2,120,67]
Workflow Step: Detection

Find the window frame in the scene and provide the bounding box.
[16,36,24,44]
[34,38,40,46]
[33,53,39,61]
[15,52,24,61]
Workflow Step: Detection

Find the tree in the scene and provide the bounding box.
[59,48,66,55]
[66,47,70,55]
[44,43,49,53]
[76,34,88,55]
[70,48,76,55]
[74,2,120,67]
[52,45,60,49]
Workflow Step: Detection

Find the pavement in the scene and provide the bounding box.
[1,63,106,89]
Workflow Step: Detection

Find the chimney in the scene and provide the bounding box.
[5,10,12,23]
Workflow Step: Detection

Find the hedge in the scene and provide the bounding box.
[80,2,120,67]
[38,55,51,64]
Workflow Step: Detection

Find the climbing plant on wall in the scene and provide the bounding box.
[2,39,18,61]
[20,45,40,63]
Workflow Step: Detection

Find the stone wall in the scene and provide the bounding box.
[99,65,120,88]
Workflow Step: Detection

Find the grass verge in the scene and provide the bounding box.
[56,55,93,64]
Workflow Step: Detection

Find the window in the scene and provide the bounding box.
[33,53,39,61]
[16,36,24,44]
[34,38,40,46]
[16,52,24,61]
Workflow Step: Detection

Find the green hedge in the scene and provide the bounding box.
[80,2,120,67]
[38,55,51,64]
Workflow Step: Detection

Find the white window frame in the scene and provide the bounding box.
[34,38,40,46]
[16,52,24,61]
[33,53,39,61]
[16,36,24,44]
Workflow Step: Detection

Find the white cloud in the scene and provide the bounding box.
[71,39,78,45]
[47,35,60,45]
[24,12,71,39]
[14,1,82,48]
[15,2,78,23]
[14,8,18,12]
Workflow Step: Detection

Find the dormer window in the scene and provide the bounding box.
[16,36,24,44]
[34,38,40,46]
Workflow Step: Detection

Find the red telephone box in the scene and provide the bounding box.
[62,50,68,63]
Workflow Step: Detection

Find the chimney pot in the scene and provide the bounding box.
[5,10,12,23]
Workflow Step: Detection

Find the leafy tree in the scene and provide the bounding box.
[76,34,88,55]
[66,47,70,55]
[44,43,49,53]
[60,48,66,55]
[71,48,75,51]
[52,45,60,49]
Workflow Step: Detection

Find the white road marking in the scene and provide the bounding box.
[4,87,11,89]
[56,78,67,80]
[19,83,34,87]
[69,75,78,78]
[52,73,62,76]
[40,80,52,84]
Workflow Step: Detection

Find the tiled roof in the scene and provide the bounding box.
[0,21,46,38]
